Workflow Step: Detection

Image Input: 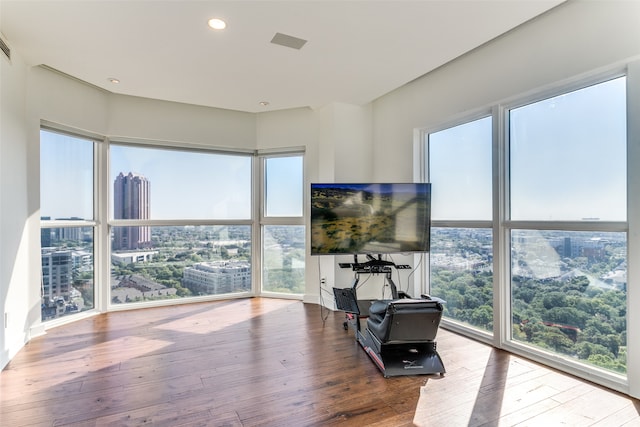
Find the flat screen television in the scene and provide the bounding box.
[310,183,431,255]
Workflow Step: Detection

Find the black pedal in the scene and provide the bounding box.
[333,287,360,314]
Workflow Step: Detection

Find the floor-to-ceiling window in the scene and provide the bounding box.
[426,116,494,335]
[109,143,253,305]
[40,129,97,321]
[260,153,305,295]
[507,76,627,374]
[422,72,629,385]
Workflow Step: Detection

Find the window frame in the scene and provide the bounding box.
[499,72,629,389]
[422,111,495,342]
[39,131,308,321]
[39,125,102,325]
[105,139,256,309]
[420,66,637,395]
[258,150,306,298]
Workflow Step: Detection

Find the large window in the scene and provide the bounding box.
[41,132,307,315]
[109,144,253,304]
[423,74,628,382]
[40,129,96,321]
[427,116,494,333]
[508,76,627,373]
[261,154,305,295]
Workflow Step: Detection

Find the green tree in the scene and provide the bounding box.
[538,328,574,353]
[542,292,567,309]
[575,342,614,360]
[470,305,493,329]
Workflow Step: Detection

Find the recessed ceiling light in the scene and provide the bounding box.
[108,78,120,84]
[208,18,226,30]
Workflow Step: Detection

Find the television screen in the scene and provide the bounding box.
[310,183,431,255]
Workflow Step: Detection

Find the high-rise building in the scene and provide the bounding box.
[41,248,91,319]
[41,248,72,319]
[41,248,72,300]
[113,172,151,250]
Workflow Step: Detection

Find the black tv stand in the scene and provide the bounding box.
[338,254,410,276]
[337,254,404,300]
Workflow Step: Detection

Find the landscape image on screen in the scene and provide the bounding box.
[310,183,431,255]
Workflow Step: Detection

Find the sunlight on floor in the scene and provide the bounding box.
[2,336,173,397]
[152,298,300,334]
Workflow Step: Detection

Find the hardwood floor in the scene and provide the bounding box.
[1,298,639,426]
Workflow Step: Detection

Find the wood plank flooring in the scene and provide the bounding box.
[1,298,639,426]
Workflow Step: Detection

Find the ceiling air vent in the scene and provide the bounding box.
[270,32,307,50]
[0,34,10,61]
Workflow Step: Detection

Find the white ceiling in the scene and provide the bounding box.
[1,0,564,113]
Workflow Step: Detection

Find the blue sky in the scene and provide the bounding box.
[41,135,303,220]
[510,77,626,221]
[429,76,626,222]
[109,144,252,219]
[265,156,303,217]
[40,131,94,220]
[429,116,493,221]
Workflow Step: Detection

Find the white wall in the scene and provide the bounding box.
[316,102,373,182]
[108,94,255,148]
[0,48,33,369]
[28,67,111,135]
[312,102,381,302]
[27,67,257,152]
[372,0,640,171]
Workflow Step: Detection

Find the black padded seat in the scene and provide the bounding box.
[367,299,391,324]
[366,299,443,344]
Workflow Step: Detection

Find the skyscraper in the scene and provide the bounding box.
[113,172,151,250]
